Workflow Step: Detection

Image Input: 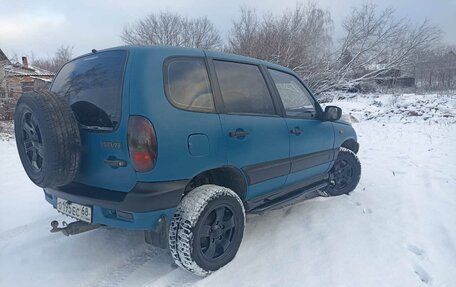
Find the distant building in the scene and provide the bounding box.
[0,48,54,120]
[365,62,415,89]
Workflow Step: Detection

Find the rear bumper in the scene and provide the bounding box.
[44,180,187,212]
[43,180,187,230]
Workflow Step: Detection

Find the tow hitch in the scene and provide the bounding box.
[50,220,101,236]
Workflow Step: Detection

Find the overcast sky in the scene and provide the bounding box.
[0,0,455,60]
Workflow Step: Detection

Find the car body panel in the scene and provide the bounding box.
[283,118,335,186]
[127,47,227,182]
[44,45,359,231]
[50,49,136,192]
[333,121,357,148]
[218,114,290,199]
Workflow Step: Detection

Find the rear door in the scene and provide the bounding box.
[209,60,290,200]
[50,50,136,192]
[267,68,335,186]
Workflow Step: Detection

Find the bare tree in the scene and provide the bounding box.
[317,3,441,93]
[0,68,6,99]
[32,45,73,73]
[121,11,222,49]
[228,8,260,57]
[228,4,333,91]
[412,44,456,90]
[228,3,442,94]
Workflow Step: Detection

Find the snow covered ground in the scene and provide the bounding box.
[1,93,455,287]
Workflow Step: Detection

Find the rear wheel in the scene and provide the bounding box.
[169,185,245,276]
[326,147,361,196]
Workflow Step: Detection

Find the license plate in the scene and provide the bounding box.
[56,198,92,223]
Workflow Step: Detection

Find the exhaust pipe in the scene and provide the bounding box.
[50,220,101,236]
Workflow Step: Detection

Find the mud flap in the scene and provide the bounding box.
[144,215,169,249]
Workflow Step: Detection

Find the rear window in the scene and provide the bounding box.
[51,50,127,130]
[165,59,215,112]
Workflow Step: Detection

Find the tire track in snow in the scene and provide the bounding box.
[0,215,56,242]
[78,246,188,287]
[81,247,163,287]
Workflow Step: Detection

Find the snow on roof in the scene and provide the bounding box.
[28,65,55,75]
[4,63,54,77]
[30,76,53,83]
[0,48,9,62]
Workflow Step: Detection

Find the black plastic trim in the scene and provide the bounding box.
[348,141,360,154]
[243,149,337,185]
[290,149,336,173]
[44,180,187,213]
[354,142,359,153]
[144,215,169,248]
[260,64,287,117]
[250,183,328,213]
[246,173,329,211]
[243,158,291,185]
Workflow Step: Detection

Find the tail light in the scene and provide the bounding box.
[127,116,157,172]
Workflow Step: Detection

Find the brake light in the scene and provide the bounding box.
[127,116,157,172]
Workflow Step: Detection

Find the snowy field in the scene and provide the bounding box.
[1,93,455,287]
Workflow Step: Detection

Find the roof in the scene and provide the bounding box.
[77,45,293,74]
[1,48,54,76]
[4,62,54,77]
[0,48,9,62]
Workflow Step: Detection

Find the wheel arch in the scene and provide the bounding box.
[183,166,248,202]
[340,138,359,154]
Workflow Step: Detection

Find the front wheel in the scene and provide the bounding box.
[169,185,245,276]
[325,147,361,196]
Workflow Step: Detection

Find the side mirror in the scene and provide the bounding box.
[324,106,342,121]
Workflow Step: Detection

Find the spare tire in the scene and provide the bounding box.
[14,91,81,188]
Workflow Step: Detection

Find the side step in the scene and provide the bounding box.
[249,182,328,214]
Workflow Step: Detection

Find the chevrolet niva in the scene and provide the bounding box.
[14,46,361,276]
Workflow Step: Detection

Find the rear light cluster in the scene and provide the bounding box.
[127,116,157,172]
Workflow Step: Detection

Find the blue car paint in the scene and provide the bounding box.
[219,114,290,199]
[127,47,228,182]
[45,46,359,231]
[332,121,357,149]
[284,118,336,186]
[51,50,137,192]
[187,134,211,156]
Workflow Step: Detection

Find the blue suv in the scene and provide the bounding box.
[14,46,361,276]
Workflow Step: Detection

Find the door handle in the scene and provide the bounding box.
[290,127,302,135]
[104,157,127,168]
[229,129,249,139]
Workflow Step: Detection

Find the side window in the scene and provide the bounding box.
[166,59,215,112]
[269,69,316,118]
[214,61,275,115]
